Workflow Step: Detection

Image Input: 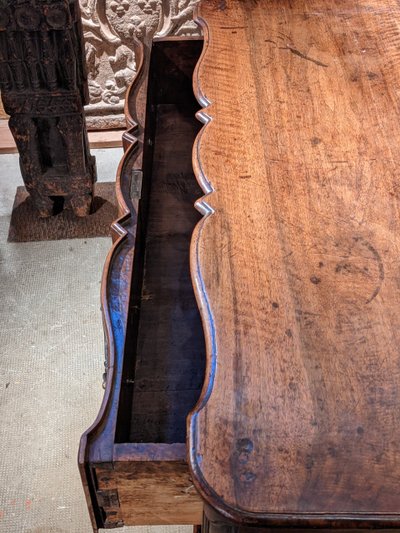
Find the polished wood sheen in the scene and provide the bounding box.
[189,0,400,527]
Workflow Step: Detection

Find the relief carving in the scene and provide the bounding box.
[82,0,201,129]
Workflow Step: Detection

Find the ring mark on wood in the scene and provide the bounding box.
[356,237,385,304]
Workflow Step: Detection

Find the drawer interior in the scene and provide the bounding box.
[116,39,205,444]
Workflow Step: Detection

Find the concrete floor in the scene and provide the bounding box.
[0,149,192,533]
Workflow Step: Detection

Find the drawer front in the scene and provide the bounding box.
[92,460,203,528]
[117,461,202,526]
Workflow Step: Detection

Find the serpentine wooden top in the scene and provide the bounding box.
[189,0,400,526]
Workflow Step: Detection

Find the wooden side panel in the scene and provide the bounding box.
[189,0,400,527]
[78,30,148,533]
[80,39,204,531]
[114,461,203,526]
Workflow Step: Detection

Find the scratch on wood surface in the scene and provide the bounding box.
[282,45,329,68]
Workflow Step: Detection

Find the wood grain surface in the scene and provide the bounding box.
[189,0,400,526]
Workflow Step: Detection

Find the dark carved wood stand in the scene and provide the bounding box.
[0,0,96,217]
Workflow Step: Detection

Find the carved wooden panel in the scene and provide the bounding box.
[81,0,201,129]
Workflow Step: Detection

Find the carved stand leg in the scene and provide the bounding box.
[9,115,54,217]
[57,114,96,217]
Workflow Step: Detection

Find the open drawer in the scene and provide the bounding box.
[79,38,205,531]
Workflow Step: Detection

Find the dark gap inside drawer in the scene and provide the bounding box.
[116,39,205,444]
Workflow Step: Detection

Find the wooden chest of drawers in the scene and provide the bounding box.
[80,1,400,531]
